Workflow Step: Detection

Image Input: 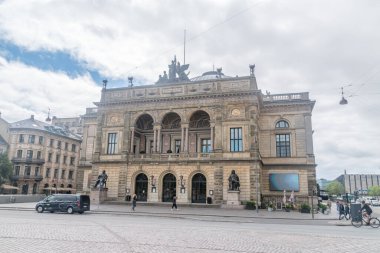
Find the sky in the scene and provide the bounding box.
[0,0,379,180]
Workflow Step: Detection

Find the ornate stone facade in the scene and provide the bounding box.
[82,63,316,205]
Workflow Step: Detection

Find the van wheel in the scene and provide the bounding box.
[36,206,44,213]
[67,207,74,214]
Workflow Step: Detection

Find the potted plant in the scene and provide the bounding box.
[245,200,256,210]
[284,203,292,212]
[267,202,274,212]
[300,203,311,213]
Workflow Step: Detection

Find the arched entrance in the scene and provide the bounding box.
[162,173,176,202]
[135,173,148,201]
[192,173,207,203]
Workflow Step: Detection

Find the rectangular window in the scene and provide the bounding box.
[65,142,68,150]
[175,140,181,153]
[276,134,291,157]
[28,135,35,144]
[25,165,31,176]
[26,150,33,159]
[61,170,66,179]
[107,133,117,154]
[19,134,24,143]
[57,141,61,149]
[14,166,20,176]
[70,157,75,165]
[230,128,243,152]
[48,153,52,162]
[72,144,76,152]
[54,169,58,179]
[45,168,51,178]
[34,167,39,176]
[17,150,23,158]
[38,136,44,145]
[68,170,74,180]
[50,139,54,147]
[63,156,67,164]
[37,151,42,159]
[201,139,211,153]
[55,154,60,163]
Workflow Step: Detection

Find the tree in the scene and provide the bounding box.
[368,186,380,197]
[0,153,12,186]
[326,180,345,196]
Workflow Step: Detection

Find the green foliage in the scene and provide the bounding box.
[0,153,13,185]
[245,200,256,210]
[326,181,345,196]
[300,203,311,213]
[318,203,327,211]
[368,186,380,197]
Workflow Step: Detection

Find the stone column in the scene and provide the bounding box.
[153,128,157,153]
[183,123,189,152]
[181,126,185,152]
[130,127,135,154]
[156,126,161,153]
[210,123,215,152]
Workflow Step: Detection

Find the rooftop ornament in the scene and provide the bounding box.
[156,55,190,84]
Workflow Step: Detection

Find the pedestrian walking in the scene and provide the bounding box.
[171,195,178,210]
[131,194,137,211]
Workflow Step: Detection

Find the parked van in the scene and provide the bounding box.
[35,194,90,214]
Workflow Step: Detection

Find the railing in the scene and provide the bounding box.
[11,158,45,164]
[263,92,309,102]
[11,175,43,181]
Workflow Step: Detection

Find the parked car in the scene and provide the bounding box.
[35,194,90,214]
[371,199,380,206]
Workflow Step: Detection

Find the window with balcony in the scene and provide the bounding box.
[61,170,66,179]
[37,151,42,159]
[17,150,23,158]
[26,150,33,159]
[28,135,35,144]
[38,136,44,145]
[68,170,74,180]
[72,144,76,152]
[175,140,181,153]
[48,153,52,162]
[230,128,243,152]
[45,168,51,178]
[53,169,58,179]
[34,167,39,176]
[201,139,211,153]
[19,134,24,143]
[25,165,31,176]
[14,166,20,176]
[276,134,291,157]
[70,157,75,165]
[107,133,117,154]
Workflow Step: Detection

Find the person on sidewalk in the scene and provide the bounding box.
[171,195,178,211]
[131,194,137,211]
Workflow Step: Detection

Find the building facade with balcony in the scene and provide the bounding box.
[84,60,317,204]
[7,115,81,194]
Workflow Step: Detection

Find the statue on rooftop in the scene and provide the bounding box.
[156,56,190,84]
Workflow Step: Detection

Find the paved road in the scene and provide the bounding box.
[0,208,379,253]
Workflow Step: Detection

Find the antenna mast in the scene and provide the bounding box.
[183,29,186,65]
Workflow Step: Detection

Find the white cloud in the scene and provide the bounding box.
[0,0,379,179]
[0,56,100,122]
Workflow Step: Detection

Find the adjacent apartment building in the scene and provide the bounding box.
[7,115,81,194]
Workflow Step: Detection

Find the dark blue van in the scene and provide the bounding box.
[35,194,90,214]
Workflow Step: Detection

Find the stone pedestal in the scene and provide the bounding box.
[226,190,242,208]
[148,187,159,202]
[90,188,108,205]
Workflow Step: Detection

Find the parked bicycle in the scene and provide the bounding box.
[351,211,380,228]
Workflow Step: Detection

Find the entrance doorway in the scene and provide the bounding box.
[135,173,148,201]
[192,173,207,203]
[162,173,176,202]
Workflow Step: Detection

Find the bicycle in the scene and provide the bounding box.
[351,211,380,228]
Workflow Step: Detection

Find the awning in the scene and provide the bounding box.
[0,184,19,190]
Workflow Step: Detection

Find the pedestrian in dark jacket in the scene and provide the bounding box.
[171,195,178,210]
[132,194,137,211]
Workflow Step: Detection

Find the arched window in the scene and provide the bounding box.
[275,120,289,128]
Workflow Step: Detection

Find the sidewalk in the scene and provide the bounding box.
[0,201,337,220]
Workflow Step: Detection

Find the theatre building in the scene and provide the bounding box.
[80,59,316,205]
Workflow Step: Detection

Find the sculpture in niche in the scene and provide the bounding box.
[228,170,240,191]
